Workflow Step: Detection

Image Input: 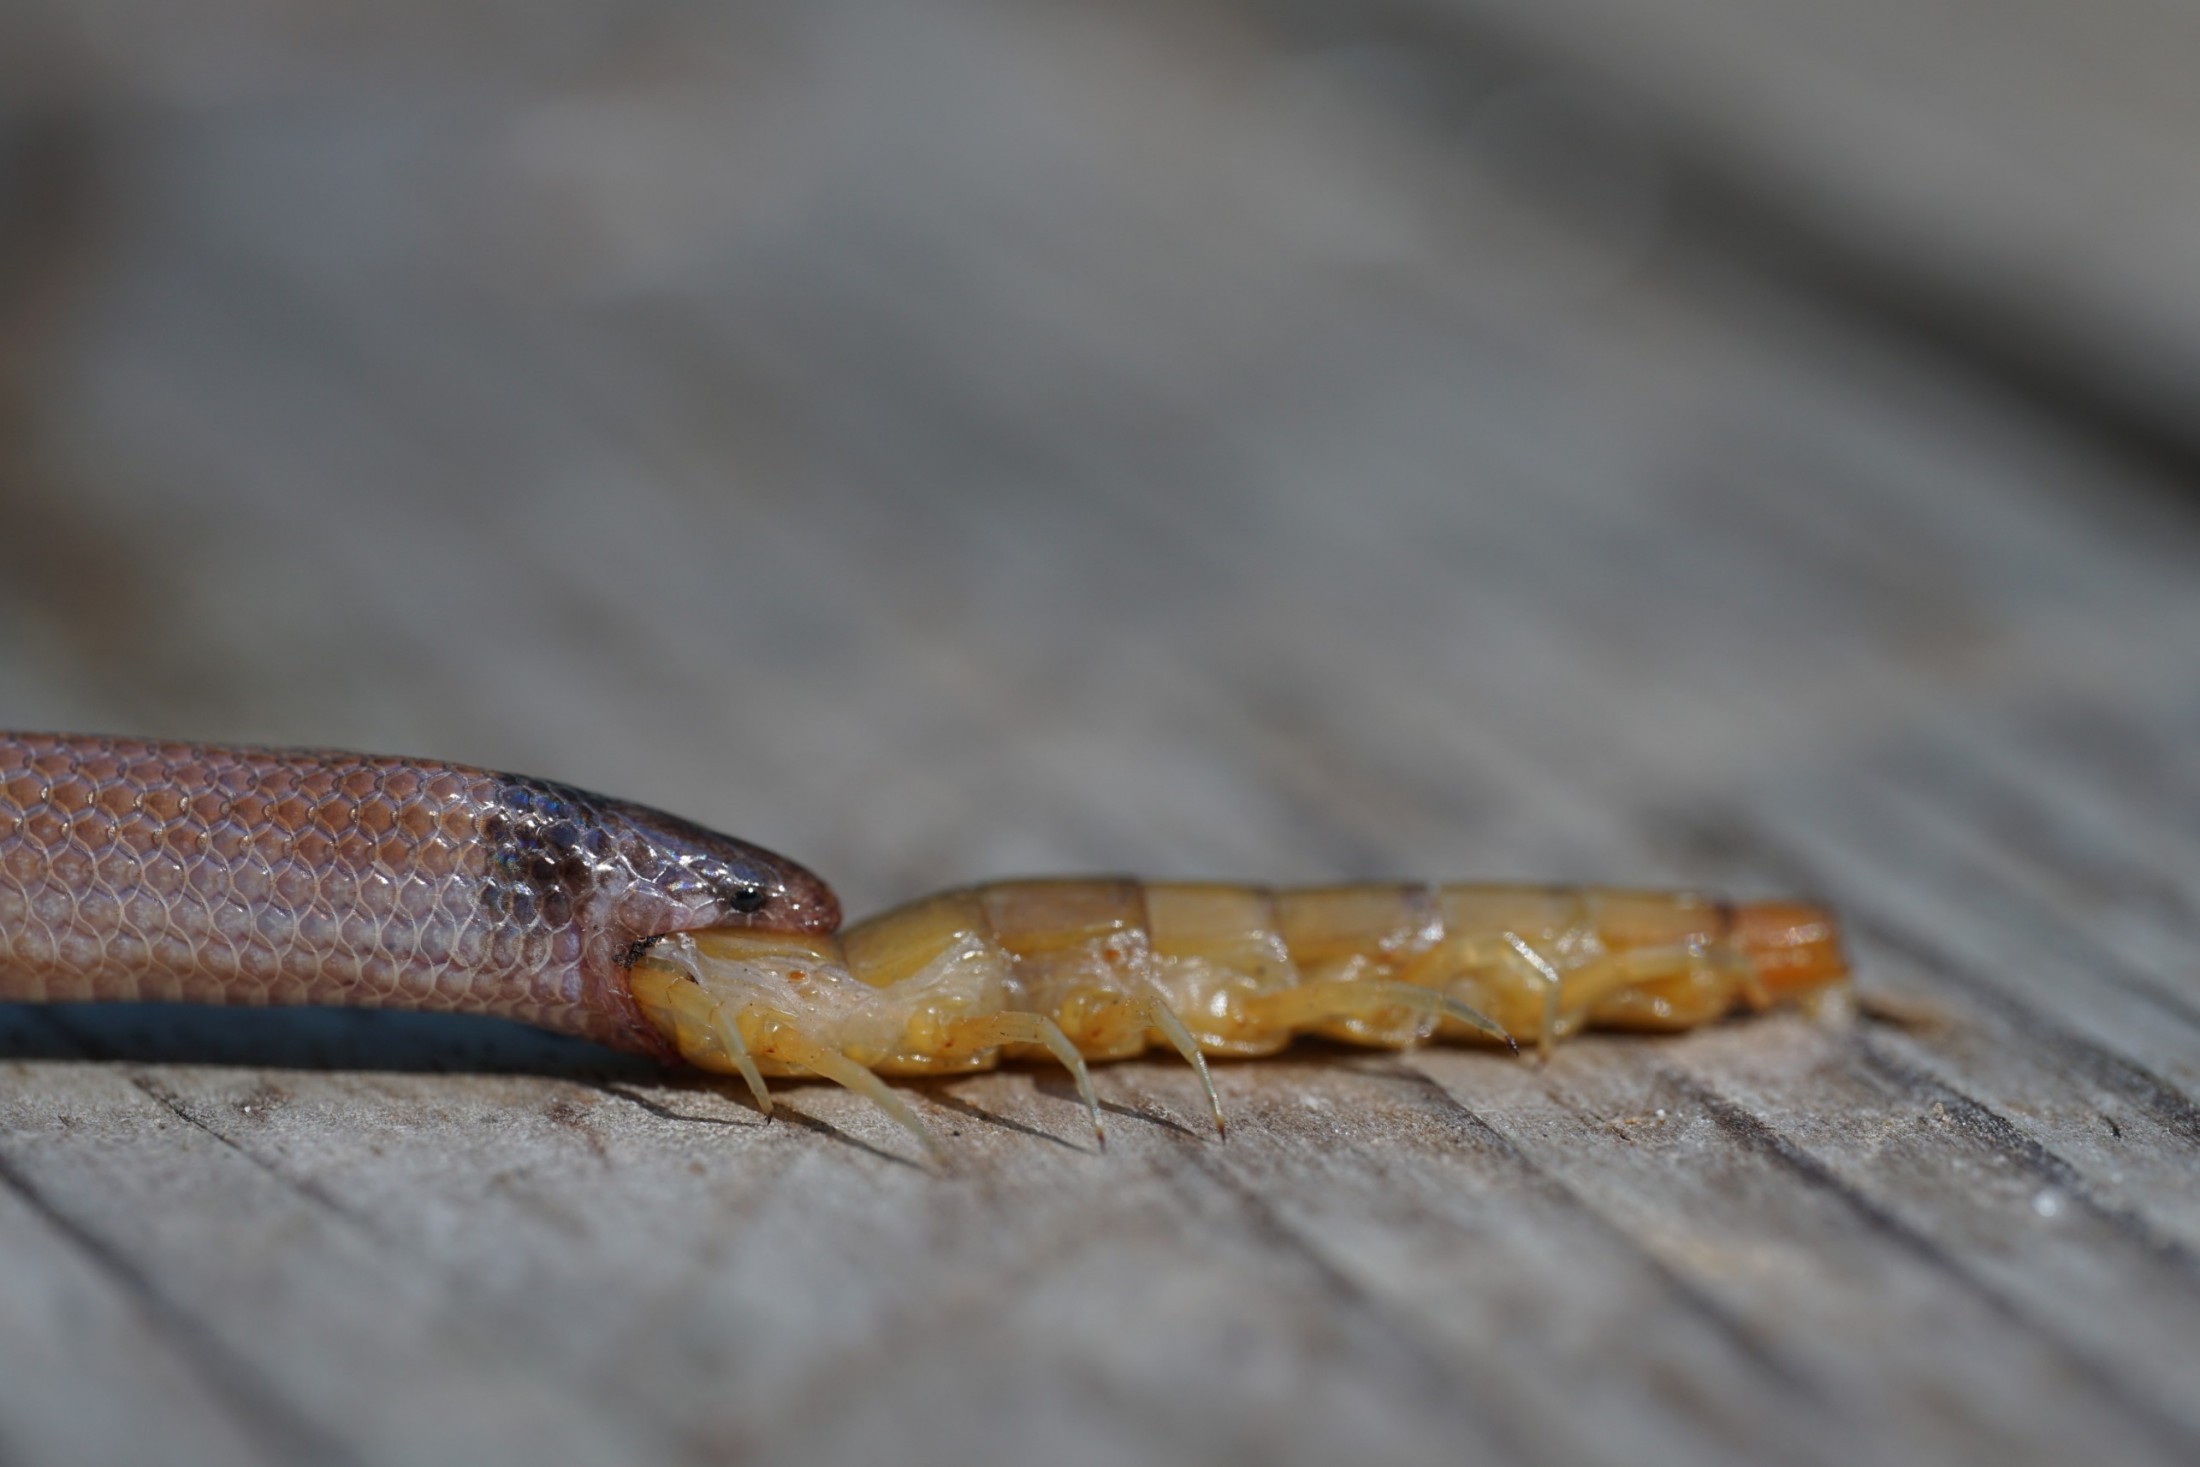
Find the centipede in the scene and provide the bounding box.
[0,734,1847,1157]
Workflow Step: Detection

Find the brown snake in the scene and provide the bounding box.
[0,732,835,1061]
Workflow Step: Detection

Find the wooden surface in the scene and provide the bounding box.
[3,4,2199,1465]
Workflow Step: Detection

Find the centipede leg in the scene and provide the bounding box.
[1501,931,1565,1062]
[1250,979,1517,1052]
[947,1013,1106,1148]
[714,1009,775,1118]
[756,1014,947,1166]
[1137,989,1228,1140]
[649,960,776,1115]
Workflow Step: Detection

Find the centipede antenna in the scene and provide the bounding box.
[1141,997,1227,1141]
[762,1020,947,1167]
[1502,931,1564,1063]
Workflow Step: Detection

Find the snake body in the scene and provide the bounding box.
[0,733,836,1057]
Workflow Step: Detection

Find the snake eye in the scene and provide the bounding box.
[701,869,772,915]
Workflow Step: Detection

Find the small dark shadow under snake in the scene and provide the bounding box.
[0,1002,657,1081]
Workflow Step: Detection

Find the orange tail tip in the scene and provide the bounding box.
[1733,901,1849,998]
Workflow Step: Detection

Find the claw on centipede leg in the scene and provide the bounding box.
[1140,997,1227,1140]
[759,1017,947,1167]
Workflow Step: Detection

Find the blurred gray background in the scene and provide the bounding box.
[2,4,2199,1466]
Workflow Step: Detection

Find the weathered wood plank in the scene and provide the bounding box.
[0,1125,283,1467]
[1422,1034,2180,1467]
[1,2,2198,1465]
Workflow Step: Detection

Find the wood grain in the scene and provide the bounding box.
[1,3,2197,1464]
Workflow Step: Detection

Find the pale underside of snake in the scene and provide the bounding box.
[0,734,1848,1158]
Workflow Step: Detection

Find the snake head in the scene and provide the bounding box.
[593,793,841,943]
[478,776,837,1057]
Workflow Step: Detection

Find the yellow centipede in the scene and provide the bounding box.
[631,879,1848,1155]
